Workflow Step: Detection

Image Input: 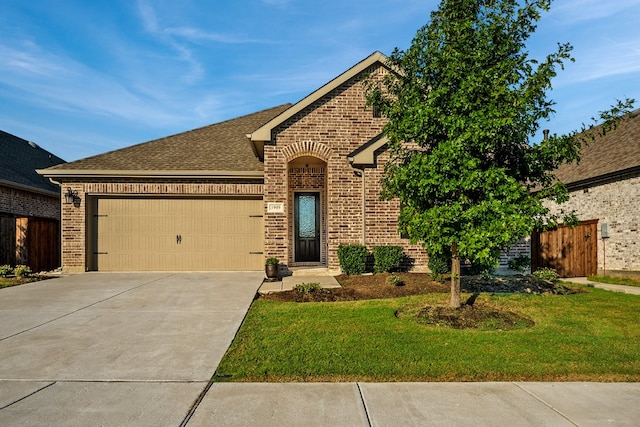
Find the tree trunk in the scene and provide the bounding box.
[450,242,461,308]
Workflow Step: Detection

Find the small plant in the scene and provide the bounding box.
[372,246,404,273]
[14,265,32,278]
[428,250,451,282]
[386,274,404,287]
[265,257,279,265]
[294,282,322,293]
[337,244,369,275]
[533,267,559,282]
[0,265,12,277]
[479,270,493,280]
[508,255,531,273]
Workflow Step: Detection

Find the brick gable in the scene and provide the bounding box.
[264,63,427,270]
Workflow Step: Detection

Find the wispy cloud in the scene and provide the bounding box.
[552,0,640,24]
[260,0,293,7]
[135,0,204,84]
[165,27,269,44]
[0,42,186,125]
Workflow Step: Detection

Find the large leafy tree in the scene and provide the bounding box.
[367,0,633,307]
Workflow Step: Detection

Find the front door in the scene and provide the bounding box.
[294,192,320,262]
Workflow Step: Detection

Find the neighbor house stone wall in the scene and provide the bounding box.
[264,64,428,270]
[58,178,263,272]
[545,172,640,274]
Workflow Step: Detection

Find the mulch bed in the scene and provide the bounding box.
[259,272,583,303]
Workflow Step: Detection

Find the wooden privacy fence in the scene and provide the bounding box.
[531,219,598,278]
[0,216,60,272]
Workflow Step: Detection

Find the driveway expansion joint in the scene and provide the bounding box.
[0,381,56,411]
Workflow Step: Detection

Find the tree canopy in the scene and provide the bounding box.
[367,0,633,307]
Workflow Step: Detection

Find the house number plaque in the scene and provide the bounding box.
[267,202,285,213]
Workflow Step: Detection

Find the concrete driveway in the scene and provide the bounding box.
[0,272,262,426]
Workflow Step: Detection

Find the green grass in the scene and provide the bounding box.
[0,276,46,289]
[215,288,640,382]
[588,275,640,288]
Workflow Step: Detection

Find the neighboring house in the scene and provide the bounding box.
[39,52,428,273]
[500,110,640,277]
[1,131,66,272]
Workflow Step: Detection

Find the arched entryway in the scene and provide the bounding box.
[287,155,327,266]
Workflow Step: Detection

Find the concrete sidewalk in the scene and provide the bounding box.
[187,382,640,426]
[562,277,640,295]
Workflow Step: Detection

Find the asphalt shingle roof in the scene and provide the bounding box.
[46,104,291,173]
[553,109,640,186]
[0,131,66,193]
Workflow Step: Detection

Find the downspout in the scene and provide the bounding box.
[48,177,64,271]
[348,159,366,246]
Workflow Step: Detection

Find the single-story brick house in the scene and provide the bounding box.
[1,130,66,271]
[39,52,428,273]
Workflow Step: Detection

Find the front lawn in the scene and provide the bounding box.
[215,283,640,382]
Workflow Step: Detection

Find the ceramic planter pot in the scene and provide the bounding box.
[265,263,279,281]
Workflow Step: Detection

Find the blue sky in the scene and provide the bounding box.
[1,0,639,162]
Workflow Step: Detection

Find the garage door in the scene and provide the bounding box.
[95,198,263,271]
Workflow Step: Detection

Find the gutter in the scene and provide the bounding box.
[36,169,265,180]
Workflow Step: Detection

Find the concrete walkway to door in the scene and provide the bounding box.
[0,272,263,426]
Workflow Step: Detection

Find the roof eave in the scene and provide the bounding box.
[0,178,60,198]
[564,165,640,191]
[347,135,388,166]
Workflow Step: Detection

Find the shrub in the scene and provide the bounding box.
[265,257,279,265]
[0,265,12,277]
[508,255,531,273]
[372,246,404,273]
[337,244,369,275]
[534,267,559,282]
[468,259,497,276]
[14,265,32,278]
[294,282,322,293]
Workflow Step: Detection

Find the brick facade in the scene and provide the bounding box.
[545,172,640,274]
[264,64,428,271]
[58,178,263,272]
[0,184,60,220]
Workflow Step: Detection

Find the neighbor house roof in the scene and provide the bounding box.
[553,109,640,188]
[40,104,291,179]
[0,130,65,196]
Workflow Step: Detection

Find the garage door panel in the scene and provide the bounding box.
[95,198,263,271]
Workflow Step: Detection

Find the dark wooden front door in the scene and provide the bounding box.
[294,192,320,262]
[532,219,598,277]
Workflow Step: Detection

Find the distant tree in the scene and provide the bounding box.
[367,0,633,307]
